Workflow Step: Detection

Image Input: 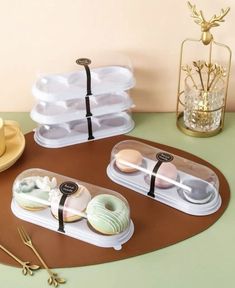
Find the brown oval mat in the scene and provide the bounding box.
[0,133,230,268]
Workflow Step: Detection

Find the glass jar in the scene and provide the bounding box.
[184,75,225,132]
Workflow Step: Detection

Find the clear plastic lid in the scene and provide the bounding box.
[107,140,221,216]
[34,111,134,148]
[31,92,134,125]
[11,168,134,250]
[32,54,135,102]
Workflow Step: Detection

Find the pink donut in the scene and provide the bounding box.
[50,185,91,222]
[155,162,178,188]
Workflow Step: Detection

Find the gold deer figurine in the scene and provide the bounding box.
[188,2,230,45]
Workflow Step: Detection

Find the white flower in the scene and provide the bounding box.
[36,176,57,192]
[48,188,61,202]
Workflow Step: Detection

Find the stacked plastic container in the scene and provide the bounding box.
[31,56,136,148]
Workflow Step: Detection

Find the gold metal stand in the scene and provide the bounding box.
[176,2,232,137]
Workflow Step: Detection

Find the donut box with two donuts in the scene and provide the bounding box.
[11,168,134,250]
[107,140,221,216]
[31,56,136,148]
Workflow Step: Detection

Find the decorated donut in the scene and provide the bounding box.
[50,184,91,222]
[86,194,130,235]
[13,176,56,211]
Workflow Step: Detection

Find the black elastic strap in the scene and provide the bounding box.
[83,64,94,139]
[58,194,68,233]
[85,96,92,117]
[86,117,95,140]
[147,160,163,198]
[76,58,94,140]
[84,65,92,96]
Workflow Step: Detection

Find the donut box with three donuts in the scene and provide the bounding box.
[11,168,134,250]
[31,55,136,148]
[107,140,222,216]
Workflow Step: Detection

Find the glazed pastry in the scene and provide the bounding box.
[13,176,56,210]
[86,194,130,235]
[115,149,143,173]
[50,184,91,222]
[155,162,178,188]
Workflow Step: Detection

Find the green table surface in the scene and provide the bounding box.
[0,112,235,288]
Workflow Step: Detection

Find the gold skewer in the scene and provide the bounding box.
[0,243,40,275]
[18,226,66,287]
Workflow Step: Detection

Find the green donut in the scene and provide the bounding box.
[13,177,50,211]
[86,194,130,235]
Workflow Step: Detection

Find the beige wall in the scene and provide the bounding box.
[0,0,234,112]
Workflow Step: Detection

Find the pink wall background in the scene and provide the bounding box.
[0,0,234,112]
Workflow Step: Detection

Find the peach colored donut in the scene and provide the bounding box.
[115,149,143,173]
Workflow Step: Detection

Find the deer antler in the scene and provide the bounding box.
[187,2,230,45]
[188,2,206,25]
[209,7,230,27]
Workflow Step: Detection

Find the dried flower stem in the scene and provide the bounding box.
[206,71,210,91]
[182,65,198,89]
[183,61,226,93]
[205,62,214,91]
[193,61,205,90]
[209,74,222,91]
[208,65,224,91]
[188,74,198,89]
[198,69,205,90]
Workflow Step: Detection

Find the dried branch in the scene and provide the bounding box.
[205,62,215,91]
[182,60,226,93]
[209,65,226,91]
[193,61,205,90]
[181,64,198,89]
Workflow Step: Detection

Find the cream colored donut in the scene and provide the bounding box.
[115,149,143,173]
[50,184,91,222]
[86,194,130,235]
